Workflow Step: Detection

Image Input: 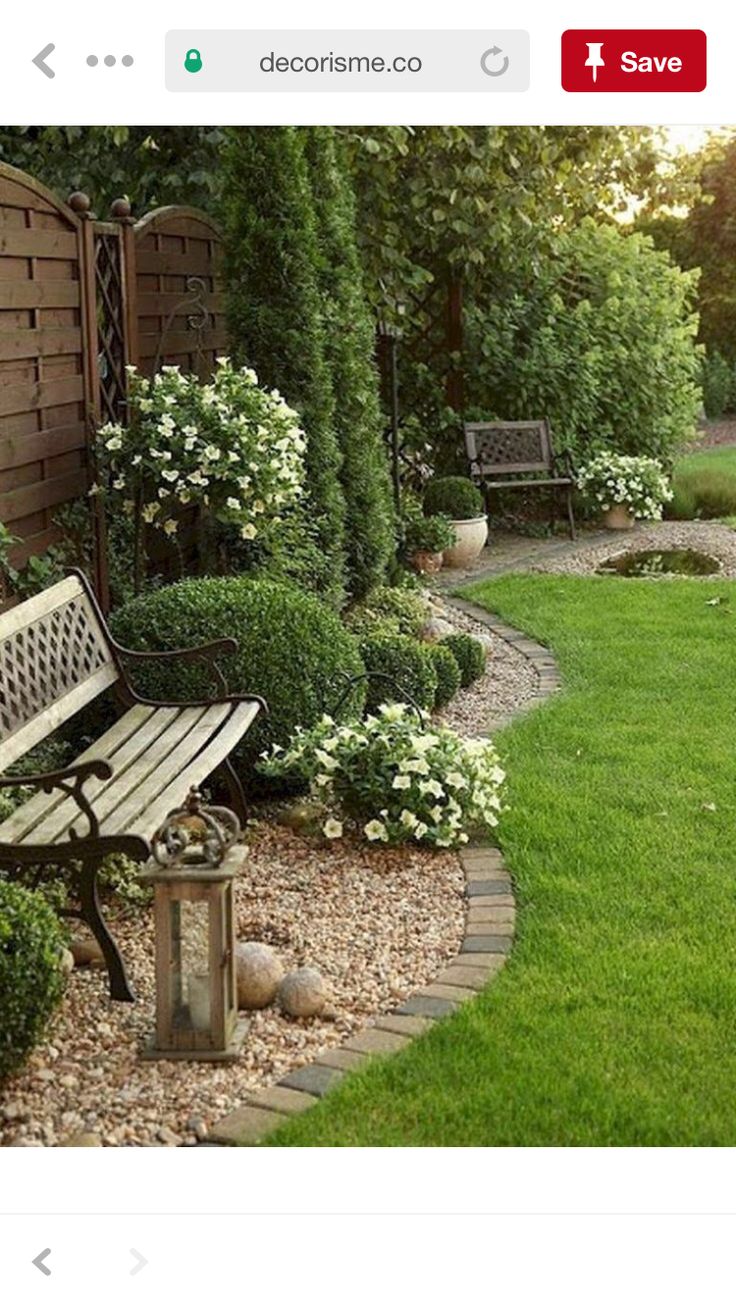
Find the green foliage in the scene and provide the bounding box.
[345,584,430,641]
[220,127,347,607]
[466,221,701,464]
[0,126,225,215]
[440,633,486,688]
[109,577,365,782]
[359,634,438,714]
[669,448,736,520]
[428,643,462,707]
[260,703,504,850]
[424,476,483,520]
[0,881,66,1083]
[304,128,395,597]
[701,349,734,418]
[404,513,455,554]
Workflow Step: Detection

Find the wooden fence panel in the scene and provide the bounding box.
[0,163,94,569]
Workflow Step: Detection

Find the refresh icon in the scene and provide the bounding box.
[480,45,510,76]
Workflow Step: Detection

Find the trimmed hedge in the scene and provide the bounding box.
[110,578,366,782]
[424,476,483,520]
[440,633,486,688]
[359,634,438,715]
[0,881,66,1083]
[428,643,462,708]
[345,585,429,641]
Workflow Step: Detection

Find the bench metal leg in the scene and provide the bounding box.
[549,488,557,537]
[218,757,248,827]
[76,858,136,1003]
[566,485,576,540]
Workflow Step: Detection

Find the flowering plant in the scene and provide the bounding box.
[260,702,505,849]
[577,453,672,521]
[96,357,305,541]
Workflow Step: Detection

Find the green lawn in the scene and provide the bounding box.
[262,572,736,1146]
[671,443,736,521]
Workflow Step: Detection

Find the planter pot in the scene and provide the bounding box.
[442,516,489,569]
[410,550,444,576]
[602,505,635,531]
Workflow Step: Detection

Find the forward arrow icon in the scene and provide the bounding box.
[130,1248,148,1277]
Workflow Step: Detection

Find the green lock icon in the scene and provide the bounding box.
[184,48,202,73]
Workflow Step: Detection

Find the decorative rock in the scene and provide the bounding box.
[236,941,284,1010]
[420,617,455,643]
[70,937,104,967]
[279,966,328,1019]
[59,948,75,976]
[60,1132,102,1147]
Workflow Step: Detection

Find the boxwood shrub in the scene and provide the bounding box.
[428,643,462,708]
[345,585,429,641]
[424,476,483,520]
[110,578,366,782]
[0,881,66,1084]
[440,633,487,688]
[359,634,438,715]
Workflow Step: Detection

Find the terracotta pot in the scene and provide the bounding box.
[603,505,635,531]
[411,550,444,576]
[442,516,489,569]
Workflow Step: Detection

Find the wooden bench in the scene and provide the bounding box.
[0,571,265,1003]
[464,419,576,539]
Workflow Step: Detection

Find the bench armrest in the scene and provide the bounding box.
[0,760,112,841]
[111,636,239,702]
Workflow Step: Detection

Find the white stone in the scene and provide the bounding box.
[420,617,455,643]
[279,967,329,1019]
[236,941,284,1010]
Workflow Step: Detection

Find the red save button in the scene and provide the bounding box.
[562,30,707,92]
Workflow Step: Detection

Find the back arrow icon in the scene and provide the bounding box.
[130,1248,148,1277]
[32,1248,52,1277]
[32,43,56,79]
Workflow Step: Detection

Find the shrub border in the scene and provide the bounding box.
[207,599,560,1146]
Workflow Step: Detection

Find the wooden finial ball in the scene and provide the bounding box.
[110,197,132,220]
[67,191,91,214]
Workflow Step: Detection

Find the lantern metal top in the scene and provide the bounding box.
[150,786,241,871]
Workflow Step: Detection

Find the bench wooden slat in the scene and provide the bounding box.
[126,701,259,840]
[99,704,233,838]
[0,704,156,842]
[481,477,573,489]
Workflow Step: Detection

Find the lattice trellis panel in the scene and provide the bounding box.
[0,594,112,745]
[95,229,127,425]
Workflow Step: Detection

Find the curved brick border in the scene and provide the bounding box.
[208,599,560,1146]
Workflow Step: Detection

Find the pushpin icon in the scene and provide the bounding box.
[585,42,605,83]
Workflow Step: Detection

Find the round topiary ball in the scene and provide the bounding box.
[0,882,66,1084]
[428,643,462,708]
[359,634,438,714]
[279,967,328,1018]
[109,578,366,787]
[423,476,483,521]
[235,941,285,1010]
[440,633,487,688]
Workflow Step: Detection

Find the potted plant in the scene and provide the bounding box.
[576,454,672,530]
[423,476,488,567]
[403,512,455,575]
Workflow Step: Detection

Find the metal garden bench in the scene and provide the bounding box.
[464,419,576,539]
[0,571,265,1003]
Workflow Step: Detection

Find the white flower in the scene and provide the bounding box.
[446,772,467,790]
[400,810,418,829]
[142,502,159,523]
[241,523,257,540]
[414,823,429,840]
[203,445,221,462]
[162,519,178,536]
[405,758,430,775]
[392,774,412,790]
[105,435,123,451]
[226,497,241,511]
[419,778,444,798]
[323,818,343,839]
[364,819,388,842]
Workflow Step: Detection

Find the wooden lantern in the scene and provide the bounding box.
[141,787,246,1062]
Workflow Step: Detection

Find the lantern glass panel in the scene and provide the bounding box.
[170,898,211,1032]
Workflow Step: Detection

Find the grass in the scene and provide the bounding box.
[262,572,736,1146]
[670,444,736,519]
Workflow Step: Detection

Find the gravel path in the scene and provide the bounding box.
[1,824,465,1147]
[434,598,538,735]
[527,520,736,578]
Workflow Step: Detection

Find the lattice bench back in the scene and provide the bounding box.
[0,575,118,773]
[465,420,554,478]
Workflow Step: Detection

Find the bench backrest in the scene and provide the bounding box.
[465,420,554,478]
[0,575,118,773]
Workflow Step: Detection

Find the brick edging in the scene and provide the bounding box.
[208,600,560,1146]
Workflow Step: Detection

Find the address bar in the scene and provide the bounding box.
[165,30,530,92]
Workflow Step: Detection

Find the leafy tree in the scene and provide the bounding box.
[220,127,347,607]
[303,127,395,597]
[464,219,702,463]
